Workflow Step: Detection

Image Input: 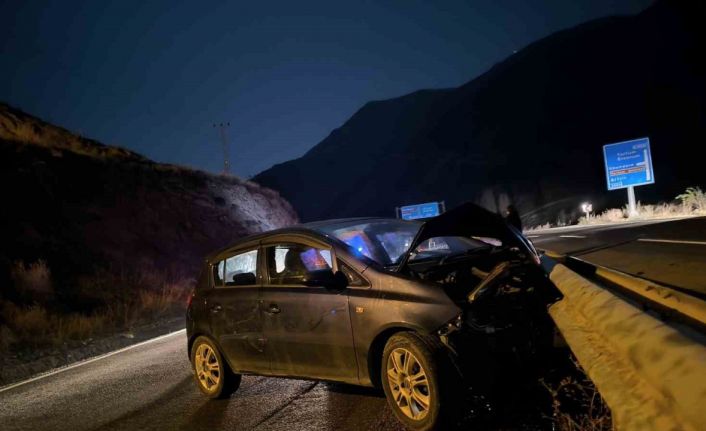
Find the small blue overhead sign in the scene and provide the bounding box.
[603,137,655,191]
[398,202,443,220]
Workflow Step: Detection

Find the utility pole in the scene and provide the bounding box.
[213,122,231,175]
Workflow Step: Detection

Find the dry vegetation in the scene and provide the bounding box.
[578,186,706,225]
[0,260,190,353]
[0,102,148,162]
[542,358,612,431]
[527,186,706,231]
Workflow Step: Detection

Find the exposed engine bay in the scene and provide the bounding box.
[408,244,561,382]
[408,244,555,305]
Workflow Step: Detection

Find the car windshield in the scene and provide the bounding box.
[312,219,498,267]
[313,219,421,266]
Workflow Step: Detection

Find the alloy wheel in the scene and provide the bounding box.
[386,347,431,420]
[194,343,221,393]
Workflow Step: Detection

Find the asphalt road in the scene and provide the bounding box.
[0,327,556,431]
[528,216,706,296]
[0,330,406,431]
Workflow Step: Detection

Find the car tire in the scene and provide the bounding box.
[381,332,461,431]
[191,336,241,399]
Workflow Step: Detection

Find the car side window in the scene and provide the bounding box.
[266,244,332,285]
[338,259,368,287]
[214,249,258,287]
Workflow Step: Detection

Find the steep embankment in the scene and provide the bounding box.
[255,0,706,225]
[0,102,298,295]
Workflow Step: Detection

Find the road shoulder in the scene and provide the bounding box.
[0,316,185,387]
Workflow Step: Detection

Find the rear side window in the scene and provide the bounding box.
[266,244,332,285]
[213,249,258,287]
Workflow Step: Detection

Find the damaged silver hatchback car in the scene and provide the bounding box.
[186,203,559,431]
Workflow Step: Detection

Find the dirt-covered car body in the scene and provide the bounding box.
[186,203,558,388]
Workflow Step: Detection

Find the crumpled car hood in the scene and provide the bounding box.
[396,202,539,272]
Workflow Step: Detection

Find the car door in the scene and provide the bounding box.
[206,244,268,373]
[260,236,358,383]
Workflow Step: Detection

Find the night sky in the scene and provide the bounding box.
[1,0,652,177]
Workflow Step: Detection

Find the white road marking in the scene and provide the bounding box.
[638,238,706,246]
[559,235,587,238]
[0,328,186,394]
[526,235,540,238]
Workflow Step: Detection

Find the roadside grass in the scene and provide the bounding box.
[542,357,612,431]
[578,202,681,225]
[677,186,706,212]
[527,186,706,231]
[9,260,53,303]
[0,264,191,353]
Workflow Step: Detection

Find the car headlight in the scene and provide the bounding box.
[438,313,463,336]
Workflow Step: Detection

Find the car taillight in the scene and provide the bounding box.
[187,292,195,308]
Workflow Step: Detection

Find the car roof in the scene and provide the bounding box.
[204,216,414,262]
[301,216,396,228]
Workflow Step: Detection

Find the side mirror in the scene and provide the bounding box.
[303,269,348,290]
[231,272,256,286]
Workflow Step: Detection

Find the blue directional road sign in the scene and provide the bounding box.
[603,137,655,191]
[399,202,442,220]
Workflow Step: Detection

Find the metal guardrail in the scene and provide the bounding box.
[593,265,706,326]
[546,261,706,431]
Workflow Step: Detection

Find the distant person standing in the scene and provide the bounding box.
[505,205,522,232]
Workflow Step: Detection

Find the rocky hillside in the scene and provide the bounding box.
[254,0,706,226]
[0,102,298,298]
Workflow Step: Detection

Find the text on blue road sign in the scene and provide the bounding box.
[603,137,655,191]
[400,202,442,220]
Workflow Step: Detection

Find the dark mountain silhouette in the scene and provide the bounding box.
[254,0,706,226]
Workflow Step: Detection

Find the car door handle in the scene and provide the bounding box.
[210,304,223,314]
[265,304,281,314]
